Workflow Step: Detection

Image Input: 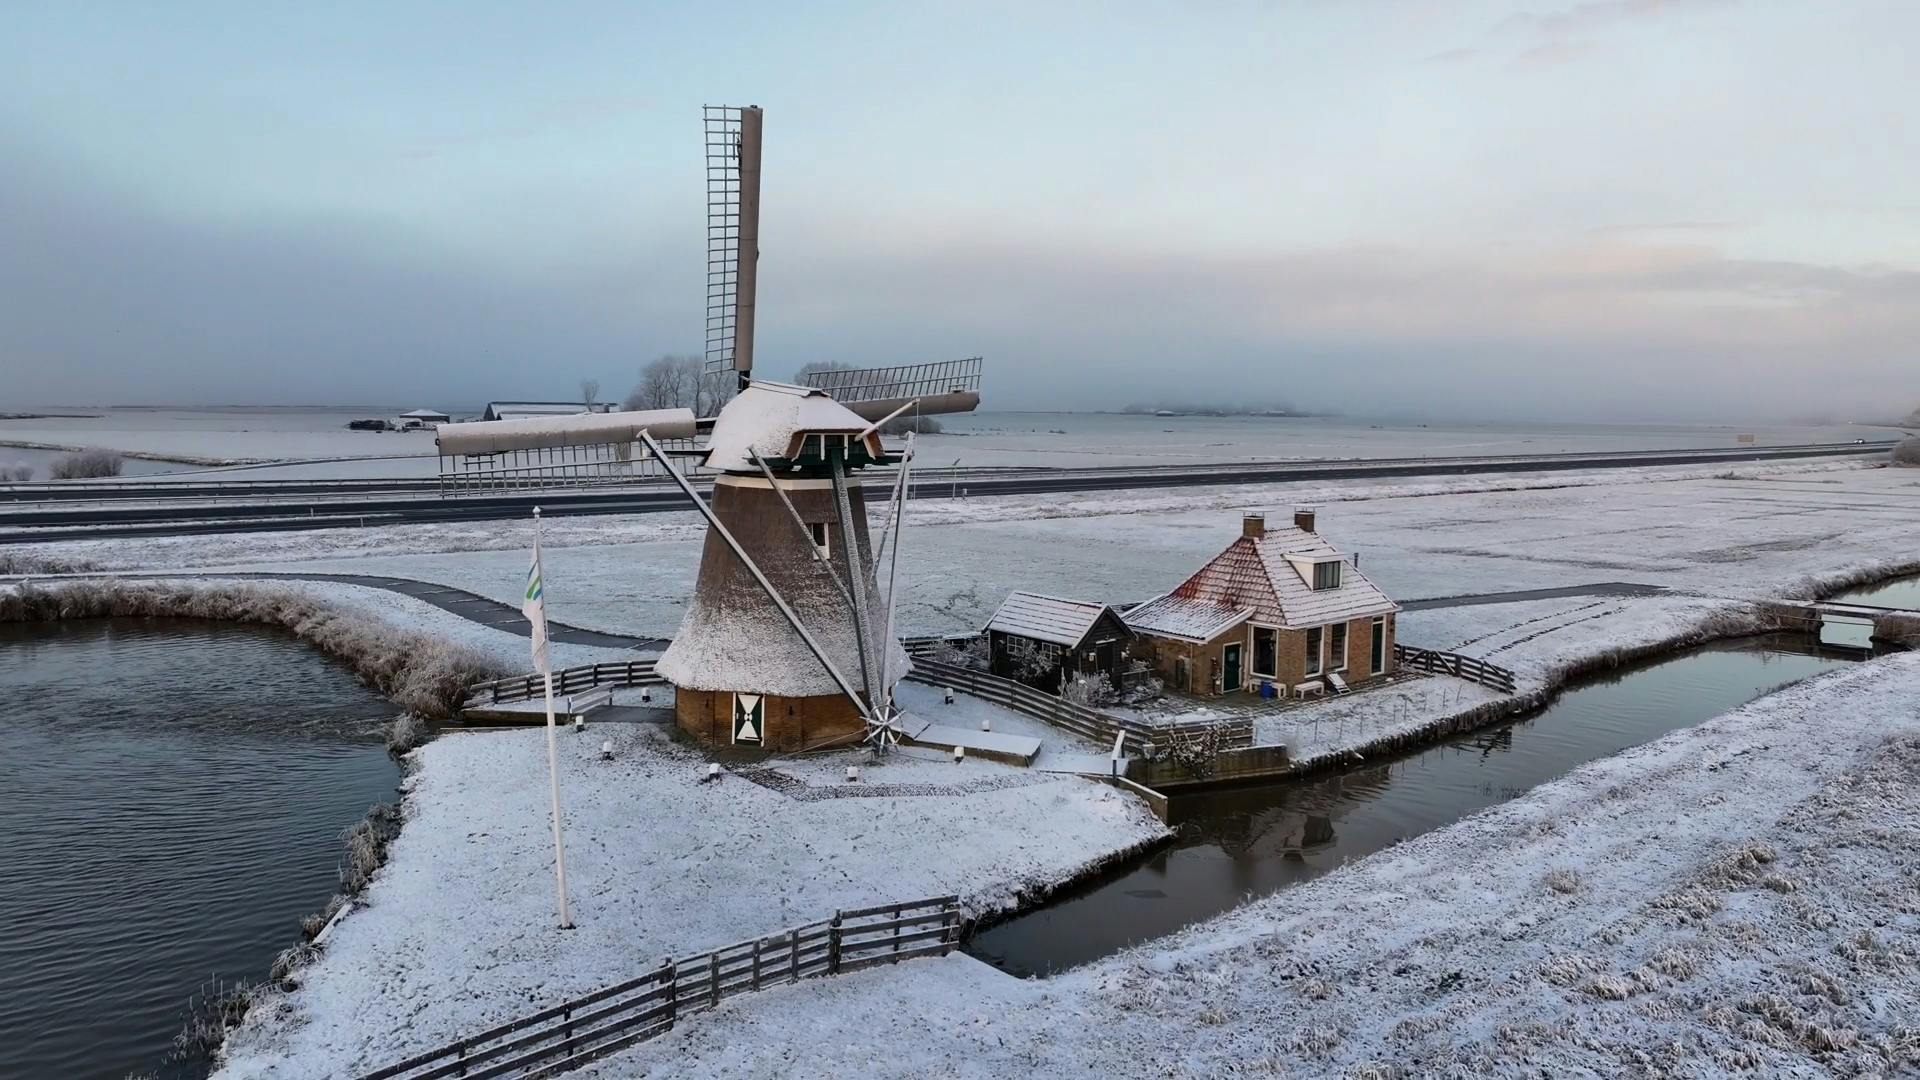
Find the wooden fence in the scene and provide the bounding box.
[906,656,1253,752]
[356,896,962,1080]
[1393,644,1517,694]
[464,660,662,709]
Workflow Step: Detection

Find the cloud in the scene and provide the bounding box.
[2,130,1911,423]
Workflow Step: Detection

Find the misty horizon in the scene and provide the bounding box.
[3,3,1916,423]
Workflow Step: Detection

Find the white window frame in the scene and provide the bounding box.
[1370,615,1387,675]
[1329,622,1348,673]
[1249,624,1278,679]
[1312,560,1342,591]
[1304,626,1323,676]
[807,521,830,558]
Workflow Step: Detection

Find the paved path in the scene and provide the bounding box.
[1,568,657,650]
[6,568,1668,650]
[1398,582,1667,610]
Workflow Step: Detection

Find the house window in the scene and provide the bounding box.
[1312,560,1342,590]
[1371,615,1387,674]
[1252,626,1277,677]
[807,522,830,558]
[1330,623,1348,672]
[1304,626,1323,676]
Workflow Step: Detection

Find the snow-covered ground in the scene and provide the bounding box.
[7,407,1894,471]
[211,722,1165,1078]
[20,459,1909,643]
[583,651,1920,1079]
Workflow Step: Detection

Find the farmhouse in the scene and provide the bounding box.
[1124,509,1399,697]
[478,401,615,422]
[982,591,1133,690]
[398,407,451,425]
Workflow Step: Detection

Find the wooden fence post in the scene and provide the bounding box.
[827,911,844,974]
[709,952,721,1007]
[751,936,763,990]
[789,928,800,980]
[662,957,677,1029]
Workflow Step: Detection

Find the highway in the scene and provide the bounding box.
[0,440,1892,545]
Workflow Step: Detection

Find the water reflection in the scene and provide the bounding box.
[969,636,1853,977]
[0,619,399,1079]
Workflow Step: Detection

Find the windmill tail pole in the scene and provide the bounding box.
[636,430,873,723]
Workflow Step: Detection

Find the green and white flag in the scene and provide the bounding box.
[523,533,550,673]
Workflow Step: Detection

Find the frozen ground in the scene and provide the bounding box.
[211,719,1165,1078]
[586,651,1920,1080]
[23,459,1908,643]
[0,407,443,464]
[5,407,1895,472]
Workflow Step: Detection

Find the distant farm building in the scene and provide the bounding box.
[400,408,451,424]
[479,401,615,422]
[983,591,1133,690]
[1123,509,1399,697]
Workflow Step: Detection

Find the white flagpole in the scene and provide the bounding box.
[529,507,574,929]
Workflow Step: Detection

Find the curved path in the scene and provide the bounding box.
[7,569,1675,650]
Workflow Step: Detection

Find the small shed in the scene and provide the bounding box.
[983,591,1133,690]
[400,407,451,424]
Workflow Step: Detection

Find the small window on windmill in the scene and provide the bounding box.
[808,522,830,558]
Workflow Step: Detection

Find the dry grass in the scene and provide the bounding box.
[0,579,506,718]
[1874,613,1920,647]
[48,447,124,479]
[1891,437,1920,468]
[4,462,31,482]
[0,551,101,575]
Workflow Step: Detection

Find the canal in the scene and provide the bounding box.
[0,619,400,1079]
[969,635,1865,977]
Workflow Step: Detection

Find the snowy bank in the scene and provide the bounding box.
[211,724,1167,1078]
[590,652,1920,1079]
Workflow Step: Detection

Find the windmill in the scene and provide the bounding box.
[437,105,982,754]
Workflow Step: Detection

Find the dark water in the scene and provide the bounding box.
[0,619,400,1079]
[970,637,1856,977]
[1834,573,1920,611]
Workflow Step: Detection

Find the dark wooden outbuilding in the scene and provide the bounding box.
[983,591,1134,691]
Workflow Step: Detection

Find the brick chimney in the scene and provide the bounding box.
[1242,512,1266,539]
[1294,507,1317,533]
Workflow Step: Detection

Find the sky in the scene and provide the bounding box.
[1,1,1915,421]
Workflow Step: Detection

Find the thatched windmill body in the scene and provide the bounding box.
[654,381,913,750]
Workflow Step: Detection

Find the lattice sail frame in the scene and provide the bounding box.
[704,106,760,384]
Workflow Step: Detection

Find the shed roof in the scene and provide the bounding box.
[1120,593,1252,643]
[983,591,1128,648]
[400,408,450,418]
[1127,523,1399,637]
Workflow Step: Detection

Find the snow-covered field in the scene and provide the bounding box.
[212,724,1165,1078]
[22,459,1910,644]
[584,651,1920,1079]
[6,407,1893,472]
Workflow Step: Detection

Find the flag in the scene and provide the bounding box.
[523,534,550,673]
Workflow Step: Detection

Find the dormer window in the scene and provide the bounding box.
[1312,560,1342,591]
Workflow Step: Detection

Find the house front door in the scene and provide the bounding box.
[1222,643,1242,693]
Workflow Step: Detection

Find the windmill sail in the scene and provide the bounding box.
[799,357,984,419]
[704,105,761,390]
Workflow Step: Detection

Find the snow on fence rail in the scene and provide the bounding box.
[355,896,962,1080]
[906,656,1253,752]
[1393,643,1517,694]
[463,660,662,708]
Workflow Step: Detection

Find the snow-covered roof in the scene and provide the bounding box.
[1130,524,1399,636]
[400,408,449,418]
[701,382,883,473]
[984,591,1127,648]
[434,408,696,455]
[654,572,910,698]
[1121,593,1252,643]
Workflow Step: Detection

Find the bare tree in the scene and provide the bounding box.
[624,354,700,410]
[695,369,740,417]
[580,378,600,409]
